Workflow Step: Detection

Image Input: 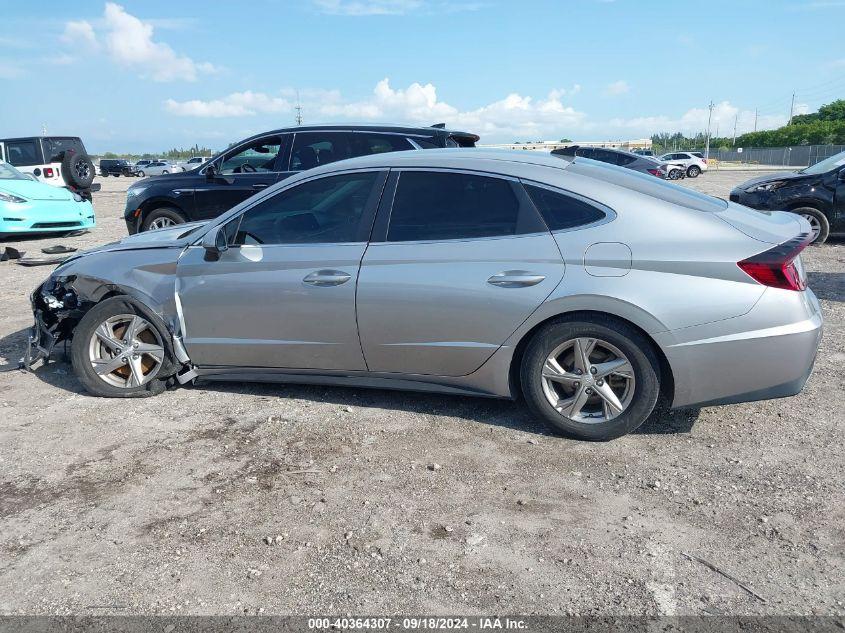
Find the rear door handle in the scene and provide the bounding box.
[303,270,352,287]
[252,183,269,190]
[487,270,546,288]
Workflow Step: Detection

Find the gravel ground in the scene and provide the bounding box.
[0,171,843,616]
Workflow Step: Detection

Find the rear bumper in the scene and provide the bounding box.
[659,288,823,409]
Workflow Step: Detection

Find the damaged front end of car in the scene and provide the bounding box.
[24,274,89,369]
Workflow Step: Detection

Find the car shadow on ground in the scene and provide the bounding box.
[3,324,701,438]
[807,271,844,303]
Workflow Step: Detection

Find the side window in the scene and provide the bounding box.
[233,172,378,246]
[290,132,352,171]
[409,137,440,149]
[576,148,595,159]
[219,136,282,174]
[617,154,637,166]
[592,149,617,165]
[524,184,607,231]
[5,140,40,167]
[350,134,413,157]
[387,171,521,242]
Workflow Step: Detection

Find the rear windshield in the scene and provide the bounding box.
[569,158,728,212]
[42,137,86,163]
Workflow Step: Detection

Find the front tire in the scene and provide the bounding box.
[792,207,829,245]
[138,171,146,177]
[70,297,176,398]
[668,169,682,180]
[687,165,701,178]
[141,207,186,232]
[520,317,661,441]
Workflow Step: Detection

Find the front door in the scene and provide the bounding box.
[834,166,845,229]
[357,169,565,377]
[0,142,5,162]
[192,134,290,220]
[177,169,387,369]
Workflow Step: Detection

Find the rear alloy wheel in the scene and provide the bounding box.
[793,207,829,245]
[141,207,186,232]
[687,165,701,178]
[138,171,146,177]
[668,169,683,180]
[521,318,660,440]
[70,297,175,397]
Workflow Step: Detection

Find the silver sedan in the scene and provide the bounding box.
[26,149,823,440]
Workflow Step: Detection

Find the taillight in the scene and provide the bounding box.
[44,168,54,178]
[737,234,811,291]
[647,168,663,177]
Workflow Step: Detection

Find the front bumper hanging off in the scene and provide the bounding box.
[23,308,61,370]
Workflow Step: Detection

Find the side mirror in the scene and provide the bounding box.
[202,225,229,259]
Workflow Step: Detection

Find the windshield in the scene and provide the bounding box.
[801,150,845,175]
[0,161,26,180]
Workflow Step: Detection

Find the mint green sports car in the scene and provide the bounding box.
[0,160,95,235]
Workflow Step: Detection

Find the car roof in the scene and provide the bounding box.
[296,148,574,178]
[237,123,479,143]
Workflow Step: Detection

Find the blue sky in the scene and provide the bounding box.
[2,0,844,153]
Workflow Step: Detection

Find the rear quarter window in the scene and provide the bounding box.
[524,183,607,231]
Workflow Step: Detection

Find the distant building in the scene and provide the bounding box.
[480,139,653,152]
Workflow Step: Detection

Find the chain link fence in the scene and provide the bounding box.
[704,144,844,167]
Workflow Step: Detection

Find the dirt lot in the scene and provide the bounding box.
[0,172,843,616]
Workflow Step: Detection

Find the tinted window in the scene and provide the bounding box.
[220,136,282,174]
[387,171,520,242]
[617,154,637,166]
[524,184,606,231]
[42,137,85,163]
[233,172,377,245]
[5,140,40,166]
[591,149,618,165]
[410,137,440,149]
[290,132,351,171]
[350,134,413,157]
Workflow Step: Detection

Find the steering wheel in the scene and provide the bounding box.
[240,163,257,173]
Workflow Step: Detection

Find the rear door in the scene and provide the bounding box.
[356,169,565,377]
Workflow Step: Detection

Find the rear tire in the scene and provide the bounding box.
[141,207,186,232]
[687,165,701,178]
[792,207,829,245]
[668,169,683,180]
[138,171,146,177]
[70,297,176,398]
[61,152,95,188]
[520,317,661,441]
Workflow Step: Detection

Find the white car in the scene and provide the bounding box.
[177,156,210,172]
[659,151,708,178]
[137,160,176,177]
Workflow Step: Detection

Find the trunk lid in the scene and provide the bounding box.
[716,202,807,245]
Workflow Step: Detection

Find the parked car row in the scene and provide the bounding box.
[551,145,691,180]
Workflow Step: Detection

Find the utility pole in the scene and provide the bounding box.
[704,101,715,160]
[754,109,758,132]
[41,123,47,135]
[294,90,303,126]
[732,113,738,146]
[788,92,795,125]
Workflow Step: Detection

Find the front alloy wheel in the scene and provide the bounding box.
[88,314,165,388]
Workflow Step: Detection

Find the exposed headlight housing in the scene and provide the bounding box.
[746,180,786,193]
[0,191,27,204]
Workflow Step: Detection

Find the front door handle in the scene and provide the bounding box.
[252,183,269,190]
[303,270,352,287]
[487,270,546,288]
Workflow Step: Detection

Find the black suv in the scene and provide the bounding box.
[99,158,134,177]
[730,149,845,244]
[124,124,479,233]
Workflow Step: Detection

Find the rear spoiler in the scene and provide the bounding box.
[430,123,479,147]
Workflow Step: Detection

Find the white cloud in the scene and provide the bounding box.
[61,20,98,48]
[165,91,292,117]
[59,3,216,82]
[314,0,423,15]
[163,81,792,142]
[604,80,630,96]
